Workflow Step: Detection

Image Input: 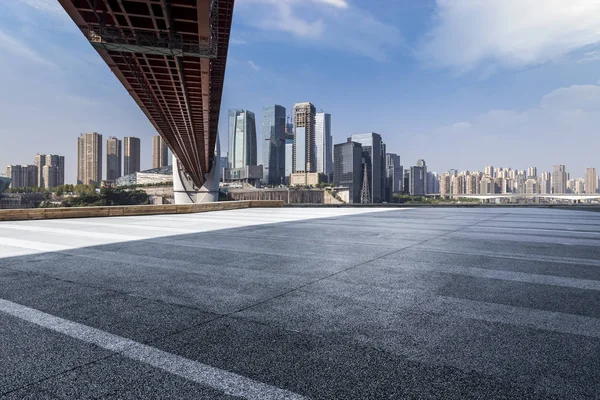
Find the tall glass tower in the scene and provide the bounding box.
[228,109,257,169]
[262,105,286,185]
[315,112,332,179]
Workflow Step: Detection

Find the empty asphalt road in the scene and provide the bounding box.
[0,207,599,399]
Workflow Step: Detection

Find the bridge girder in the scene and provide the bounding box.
[59,0,235,188]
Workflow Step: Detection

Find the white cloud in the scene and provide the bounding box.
[235,0,401,60]
[21,0,64,15]
[430,84,600,174]
[420,0,600,71]
[248,60,261,71]
[0,28,56,67]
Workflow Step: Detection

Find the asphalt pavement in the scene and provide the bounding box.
[0,207,599,399]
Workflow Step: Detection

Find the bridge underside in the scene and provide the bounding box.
[59,0,234,189]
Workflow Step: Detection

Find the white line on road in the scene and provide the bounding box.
[0,298,308,400]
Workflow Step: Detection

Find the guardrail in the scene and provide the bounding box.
[0,200,284,222]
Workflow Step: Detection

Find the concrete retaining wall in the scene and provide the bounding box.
[0,200,284,222]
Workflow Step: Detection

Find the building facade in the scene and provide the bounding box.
[350,133,385,203]
[228,109,257,169]
[262,105,286,185]
[293,102,316,173]
[106,137,122,181]
[586,167,597,194]
[124,137,141,176]
[552,165,567,194]
[409,159,427,196]
[152,135,169,169]
[77,132,102,185]
[333,140,363,204]
[315,112,332,179]
[42,165,60,189]
[386,153,402,196]
[5,165,38,189]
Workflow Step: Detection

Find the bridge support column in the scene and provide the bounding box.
[173,138,221,204]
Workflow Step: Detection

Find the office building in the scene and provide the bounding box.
[552,165,567,194]
[386,153,402,196]
[350,133,385,203]
[124,137,141,176]
[228,109,257,169]
[262,105,286,185]
[334,140,363,204]
[152,135,169,169]
[427,171,439,194]
[586,168,597,194]
[409,159,427,196]
[77,132,102,185]
[106,137,122,181]
[293,102,316,173]
[315,112,332,179]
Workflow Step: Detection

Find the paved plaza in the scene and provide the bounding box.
[0,207,599,399]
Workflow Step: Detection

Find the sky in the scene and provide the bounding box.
[1,0,600,184]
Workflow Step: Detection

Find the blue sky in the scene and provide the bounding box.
[1,0,600,184]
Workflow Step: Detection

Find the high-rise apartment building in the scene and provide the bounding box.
[539,172,551,194]
[315,112,332,179]
[484,165,494,178]
[586,167,597,194]
[466,172,480,195]
[42,165,60,189]
[5,165,37,189]
[124,137,141,176]
[262,105,286,185]
[527,167,537,178]
[33,154,64,188]
[350,133,386,203]
[106,137,122,181]
[152,135,169,169]
[333,139,363,204]
[33,154,44,188]
[228,109,257,169]
[77,132,102,185]
[293,102,316,173]
[552,165,567,194]
[439,173,452,196]
[525,178,537,195]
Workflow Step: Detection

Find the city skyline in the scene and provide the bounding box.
[2,2,600,184]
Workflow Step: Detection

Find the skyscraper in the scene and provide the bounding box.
[106,137,122,181]
[262,105,286,185]
[350,133,385,203]
[124,137,141,176]
[484,165,494,178]
[527,167,537,178]
[77,132,102,185]
[228,109,257,169]
[152,135,169,169]
[333,140,363,204]
[552,165,567,194]
[409,159,427,196]
[386,153,402,195]
[315,112,332,179]
[293,102,316,173]
[586,167,597,194]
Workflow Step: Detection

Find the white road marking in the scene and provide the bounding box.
[0,298,308,400]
